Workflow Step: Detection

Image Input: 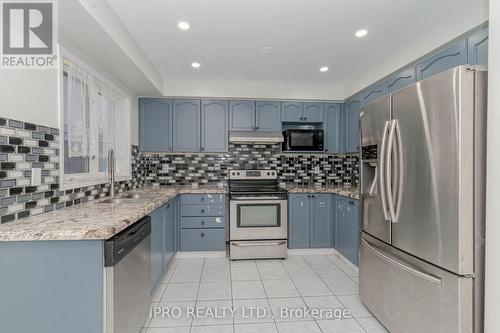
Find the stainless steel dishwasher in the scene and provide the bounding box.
[104,216,151,333]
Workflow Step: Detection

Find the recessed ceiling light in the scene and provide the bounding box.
[262,46,275,54]
[178,21,190,30]
[319,66,329,72]
[355,29,368,38]
[191,62,200,69]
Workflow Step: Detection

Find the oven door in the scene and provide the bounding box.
[230,197,288,240]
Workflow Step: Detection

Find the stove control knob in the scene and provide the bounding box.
[272,172,275,176]
[237,172,240,176]
[267,172,270,176]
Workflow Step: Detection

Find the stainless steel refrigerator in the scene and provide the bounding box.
[359,65,487,333]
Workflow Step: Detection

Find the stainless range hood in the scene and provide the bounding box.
[229,131,284,144]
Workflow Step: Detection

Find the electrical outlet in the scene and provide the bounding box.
[31,168,42,186]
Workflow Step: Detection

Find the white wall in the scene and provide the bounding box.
[0,69,58,128]
[484,0,500,331]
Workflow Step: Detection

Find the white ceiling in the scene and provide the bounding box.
[105,0,488,99]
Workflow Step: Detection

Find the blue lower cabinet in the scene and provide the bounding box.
[180,204,226,217]
[335,197,360,265]
[180,229,226,251]
[163,200,177,270]
[180,216,226,229]
[288,193,334,249]
[310,194,333,248]
[288,194,311,248]
[150,207,165,292]
[178,194,227,252]
[180,194,226,205]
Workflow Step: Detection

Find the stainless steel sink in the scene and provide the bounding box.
[119,193,142,199]
[98,196,150,204]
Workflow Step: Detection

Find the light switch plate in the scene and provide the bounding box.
[31,168,42,186]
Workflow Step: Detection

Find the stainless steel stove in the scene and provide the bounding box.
[228,170,288,260]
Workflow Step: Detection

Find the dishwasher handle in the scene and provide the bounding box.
[104,216,151,267]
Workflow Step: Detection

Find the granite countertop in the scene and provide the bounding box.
[0,186,227,242]
[282,185,360,199]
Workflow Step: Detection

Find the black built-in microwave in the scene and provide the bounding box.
[282,129,324,151]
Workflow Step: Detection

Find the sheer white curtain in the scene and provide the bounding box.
[62,56,131,187]
[65,63,90,159]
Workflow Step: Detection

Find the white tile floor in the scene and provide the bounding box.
[142,254,389,333]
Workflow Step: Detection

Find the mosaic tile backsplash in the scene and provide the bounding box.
[0,116,359,224]
[137,144,359,187]
[0,117,144,224]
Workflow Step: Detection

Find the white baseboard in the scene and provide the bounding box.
[175,251,227,259]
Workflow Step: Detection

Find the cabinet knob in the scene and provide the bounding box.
[201,197,205,202]
[307,195,311,198]
[201,233,205,238]
[201,221,205,225]
[304,117,308,120]
[300,117,304,120]
[312,195,316,198]
[255,126,259,130]
[201,209,205,213]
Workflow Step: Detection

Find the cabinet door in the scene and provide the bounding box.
[335,198,350,262]
[255,101,281,131]
[229,100,255,131]
[172,99,201,152]
[288,194,310,248]
[348,199,360,265]
[150,208,164,292]
[310,194,333,248]
[416,40,467,80]
[201,100,228,152]
[302,102,324,123]
[281,102,303,122]
[324,103,342,153]
[386,67,417,93]
[345,98,361,152]
[362,83,387,106]
[163,201,176,270]
[139,98,172,152]
[468,26,488,65]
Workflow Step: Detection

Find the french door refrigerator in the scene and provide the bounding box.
[359,65,487,333]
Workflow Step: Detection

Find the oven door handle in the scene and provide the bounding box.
[230,196,286,200]
[231,241,287,247]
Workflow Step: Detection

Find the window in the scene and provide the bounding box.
[59,49,131,189]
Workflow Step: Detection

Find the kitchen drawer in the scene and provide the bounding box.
[180,229,226,251]
[180,194,226,205]
[180,216,226,229]
[180,204,226,217]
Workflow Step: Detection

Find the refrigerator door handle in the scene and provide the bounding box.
[386,120,397,222]
[362,238,442,285]
[379,121,391,220]
[394,120,404,222]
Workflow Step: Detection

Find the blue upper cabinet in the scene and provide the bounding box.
[201,100,228,152]
[324,103,342,153]
[344,97,361,153]
[468,26,488,65]
[362,83,387,106]
[139,98,172,152]
[229,100,255,131]
[386,67,417,93]
[302,102,324,123]
[255,101,281,131]
[416,40,468,80]
[172,99,201,152]
[281,102,303,122]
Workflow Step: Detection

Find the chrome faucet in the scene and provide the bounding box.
[107,148,115,198]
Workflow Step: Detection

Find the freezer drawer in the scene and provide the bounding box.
[360,233,473,333]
